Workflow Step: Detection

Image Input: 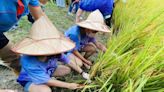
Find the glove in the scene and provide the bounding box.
[82,72,90,80]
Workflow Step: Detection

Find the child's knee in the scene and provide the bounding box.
[69,54,83,67]
[74,57,83,67]
[77,60,83,67]
[64,66,71,74]
[60,65,71,75]
[39,86,51,92]
[29,85,51,92]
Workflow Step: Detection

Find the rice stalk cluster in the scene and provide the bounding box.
[82,0,164,92]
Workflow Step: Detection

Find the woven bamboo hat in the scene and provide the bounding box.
[77,10,110,33]
[11,16,75,56]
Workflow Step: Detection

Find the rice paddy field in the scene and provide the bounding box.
[83,0,164,92]
[0,0,164,92]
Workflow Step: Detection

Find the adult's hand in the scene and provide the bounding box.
[39,0,48,5]
[0,89,17,92]
[29,5,45,20]
[76,8,84,23]
[74,0,80,3]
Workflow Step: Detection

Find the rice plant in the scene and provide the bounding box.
[83,0,164,92]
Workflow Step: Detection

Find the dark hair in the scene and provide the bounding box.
[79,26,85,31]
[48,54,61,58]
[79,27,86,35]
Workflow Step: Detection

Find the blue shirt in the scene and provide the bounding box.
[79,0,114,17]
[0,0,39,33]
[17,54,69,85]
[65,25,96,51]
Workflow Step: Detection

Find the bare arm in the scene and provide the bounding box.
[94,41,107,53]
[39,0,48,5]
[73,50,92,66]
[29,5,45,20]
[67,60,83,74]
[76,8,84,23]
[47,79,82,90]
[74,0,80,3]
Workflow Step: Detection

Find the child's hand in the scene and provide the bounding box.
[84,63,91,69]
[85,60,92,66]
[96,42,107,53]
[69,83,84,89]
[101,46,107,53]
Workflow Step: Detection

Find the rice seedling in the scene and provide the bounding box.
[83,0,164,92]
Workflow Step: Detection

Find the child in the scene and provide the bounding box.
[11,16,84,92]
[76,0,114,27]
[65,10,110,68]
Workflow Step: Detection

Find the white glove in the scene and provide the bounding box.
[82,72,90,80]
[81,72,92,83]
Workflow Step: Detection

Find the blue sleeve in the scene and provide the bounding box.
[59,54,70,64]
[24,66,51,85]
[69,34,80,51]
[22,58,51,84]
[79,0,95,11]
[29,0,40,7]
[65,26,81,51]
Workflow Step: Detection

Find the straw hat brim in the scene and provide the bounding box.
[77,20,111,33]
[11,37,75,56]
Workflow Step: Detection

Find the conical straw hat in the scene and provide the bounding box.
[77,10,110,33]
[11,16,75,56]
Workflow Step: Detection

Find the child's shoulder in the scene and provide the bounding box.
[21,55,35,60]
[66,25,80,35]
[21,55,38,65]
